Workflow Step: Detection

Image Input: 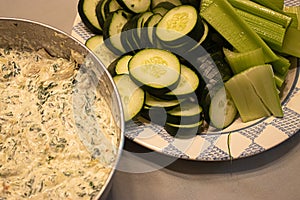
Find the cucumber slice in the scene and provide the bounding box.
[107,54,131,76]
[161,64,199,99]
[78,0,103,34]
[144,92,183,110]
[167,101,203,125]
[128,48,181,94]
[140,106,168,126]
[103,9,131,55]
[116,0,151,13]
[85,35,104,50]
[209,87,237,129]
[142,14,163,48]
[151,0,182,9]
[165,120,202,136]
[113,74,145,121]
[95,0,109,30]
[156,5,204,44]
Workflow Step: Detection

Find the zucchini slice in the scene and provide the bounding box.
[85,35,104,50]
[167,101,203,125]
[161,64,199,99]
[116,0,151,13]
[103,9,131,55]
[165,120,202,136]
[156,5,204,44]
[141,14,163,48]
[107,54,131,76]
[144,92,183,110]
[140,106,168,126]
[78,0,103,34]
[209,87,237,129]
[151,0,182,9]
[113,74,145,121]
[128,48,181,94]
[95,0,109,30]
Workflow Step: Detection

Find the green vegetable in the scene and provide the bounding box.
[200,0,278,63]
[246,64,283,117]
[113,74,145,121]
[223,48,265,74]
[228,0,292,28]
[225,64,282,122]
[279,27,300,58]
[128,48,181,95]
[209,87,237,129]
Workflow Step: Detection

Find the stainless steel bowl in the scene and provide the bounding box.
[0,17,124,199]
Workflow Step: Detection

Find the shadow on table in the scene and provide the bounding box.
[122,130,300,174]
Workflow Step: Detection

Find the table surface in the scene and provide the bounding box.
[1,1,300,200]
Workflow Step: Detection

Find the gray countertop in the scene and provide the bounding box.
[1,1,299,199]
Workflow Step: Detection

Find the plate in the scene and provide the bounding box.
[71,1,300,161]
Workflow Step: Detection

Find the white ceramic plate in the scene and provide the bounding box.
[72,1,300,161]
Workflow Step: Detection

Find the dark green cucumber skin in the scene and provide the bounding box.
[116,0,150,14]
[153,2,177,10]
[103,10,131,55]
[78,0,103,34]
[140,15,162,48]
[129,73,180,96]
[140,107,169,126]
[95,0,108,30]
[166,112,202,125]
[180,0,200,11]
[164,122,202,137]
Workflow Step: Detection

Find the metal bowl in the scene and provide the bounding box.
[0,17,124,199]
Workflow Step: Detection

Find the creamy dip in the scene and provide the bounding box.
[0,47,119,199]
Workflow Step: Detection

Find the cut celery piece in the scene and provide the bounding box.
[223,48,265,74]
[235,9,286,50]
[200,0,278,63]
[225,71,271,122]
[245,65,283,117]
[228,0,292,28]
[280,27,300,58]
[271,55,291,75]
[250,0,285,13]
[284,6,300,30]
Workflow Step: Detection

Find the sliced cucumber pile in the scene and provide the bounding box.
[107,48,205,136]
[78,0,207,55]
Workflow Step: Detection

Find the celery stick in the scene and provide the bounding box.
[200,0,278,63]
[271,55,291,75]
[223,48,265,74]
[245,64,283,117]
[235,9,286,50]
[225,71,271,122]
[284,6,300,29]
[251,0,285,13]
[228,0,292,28]
[274,71,288,88]
[280,27,300,58]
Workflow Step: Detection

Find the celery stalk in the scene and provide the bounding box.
[223,48,265,74]
[200,0,278,63]
[225,71,271,122]
[235,9,286,50]
[245,64,283,117]
[228,0,292,28]
[271,55,291,75]
[284,6,300,29]
[251,0,285,13]
[280,27,300,58]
